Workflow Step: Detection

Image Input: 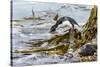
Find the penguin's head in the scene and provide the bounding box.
[59,17,68,22]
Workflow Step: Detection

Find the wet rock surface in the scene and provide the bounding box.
[79,44,97,56]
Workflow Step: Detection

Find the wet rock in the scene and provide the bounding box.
[64,53,80,62]
[79,44,97,56]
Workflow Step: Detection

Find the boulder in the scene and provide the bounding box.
[79,44,97,56]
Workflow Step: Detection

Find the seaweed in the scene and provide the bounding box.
[53,13,59,21]
[15,44,69,55]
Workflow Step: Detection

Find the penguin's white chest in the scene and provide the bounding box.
[63,21,72,27]
[56,21,72,34]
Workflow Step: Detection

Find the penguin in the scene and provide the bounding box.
[50,16,80,33]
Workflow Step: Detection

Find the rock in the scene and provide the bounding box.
[79,44,97,56]
[64,53,80,62]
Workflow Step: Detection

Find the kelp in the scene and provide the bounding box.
[15,44,69,55]
[15,6,97,56]
[53,13,59,21]
[74,5,97,49]
[26,32,70,47]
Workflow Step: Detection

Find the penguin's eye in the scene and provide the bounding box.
[62,17,65,19]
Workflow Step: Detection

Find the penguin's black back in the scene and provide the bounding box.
[66,17,80,27]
